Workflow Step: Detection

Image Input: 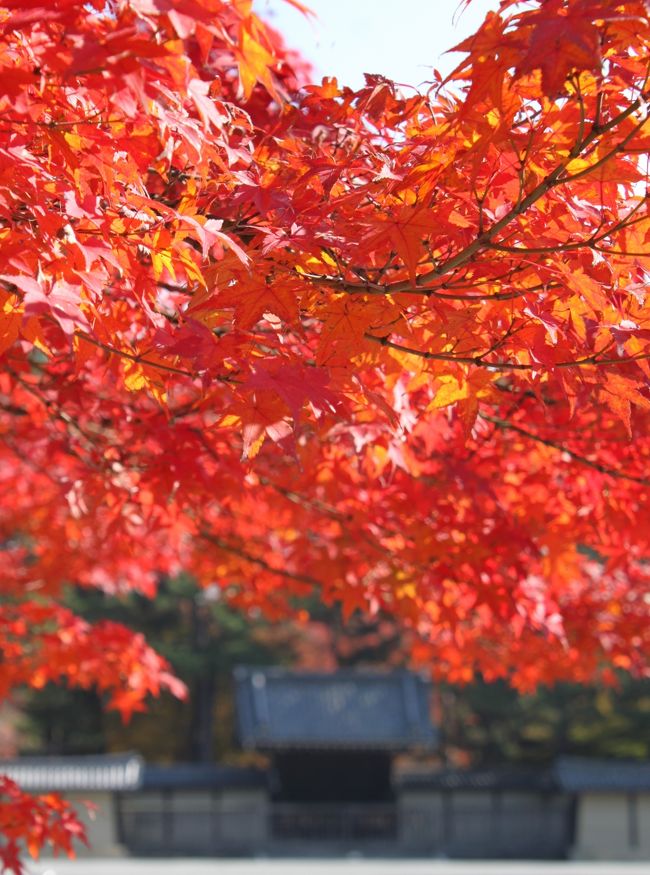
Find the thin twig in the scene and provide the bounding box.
[480,413,650,486]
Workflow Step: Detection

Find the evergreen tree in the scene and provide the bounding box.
[19,577,295,762]
[443,676,650,765]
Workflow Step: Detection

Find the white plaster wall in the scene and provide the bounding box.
[638,794,650,858]
[66,791,125,857]
[574,792,650,860]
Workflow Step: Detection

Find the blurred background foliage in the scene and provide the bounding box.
[8,575,650,765]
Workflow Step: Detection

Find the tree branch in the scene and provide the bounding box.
[364,334,650,371]
[198,530,321,588]
[303,91,649,297]
[480,414,650,487]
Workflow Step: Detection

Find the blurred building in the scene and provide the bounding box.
[1,669,649,860]
[0,752,142,856]
[555,757,650,860]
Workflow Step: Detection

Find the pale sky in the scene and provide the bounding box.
[255,0,497,90]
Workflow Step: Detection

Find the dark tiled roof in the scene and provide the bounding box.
[0,753,143,792]
[397,765,557,792]
[142,764,266,790]
[234,667,438,751]
[555,756,650,792]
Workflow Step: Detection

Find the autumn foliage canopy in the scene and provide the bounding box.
[1,0,650,862]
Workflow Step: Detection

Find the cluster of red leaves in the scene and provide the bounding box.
[0,0,648,812]
[0,777,86,874]
[0,601,186,716]
[1,0,649,683]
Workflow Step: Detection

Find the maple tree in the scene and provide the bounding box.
[1,0,650,865]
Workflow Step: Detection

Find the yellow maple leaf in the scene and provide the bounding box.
[237,27,276,101]
[428,376,469,409]
[123,363,147,392]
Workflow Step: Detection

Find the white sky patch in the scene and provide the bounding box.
[255,0,498,90]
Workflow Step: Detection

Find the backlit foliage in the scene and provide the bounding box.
[1,0,650,861]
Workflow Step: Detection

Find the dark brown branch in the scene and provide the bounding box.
[480,414,650,487]
[4,367,101,470]
[304,271,557,302]
[199,530,321,588]
[305,92,649,297]
[364,334,650,371]
[486,240,592,255]
[486,198,649,256]
[76,332,197,379]
[557,111,650,184]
